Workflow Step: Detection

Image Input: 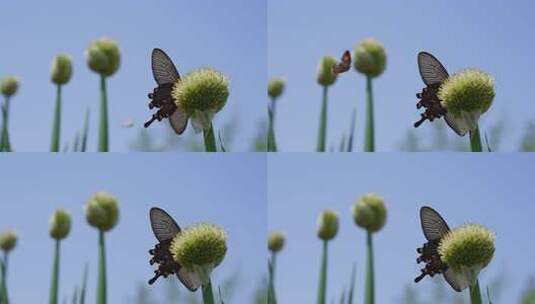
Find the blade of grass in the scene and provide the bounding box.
[339,134,346,152]
[49,240,60,304]
[268,100,278,152]
[317,241,328,304]
[203,124,217,152]
[202,279,215,304]
[317,86,328,152]
[73,132,80,152]
[486,286,492,304]
[81,109,90,152]
[364,77,375,152]
[470,125,483,152]
[218,286,225,304]
[98,75,109,152]
[71,287,78,304]
[79,264,88,304]
[218,130,226,152]
[97,231,107,304]
[347,264,356,304]
[364,231,374,304]
[50,85,62,152]
[470,280,482,304]
[347,109,356,152]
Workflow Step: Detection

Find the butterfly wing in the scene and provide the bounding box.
[420,206,450,241]
[444,113,468,136]
[152,48,180,85]
[169,110,189,135]
[443,268,469,292]
[417,52,449,86]
[333,50,351,74]
[149,207,181,242]
[177,268,201,291]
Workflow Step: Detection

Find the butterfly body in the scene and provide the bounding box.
[332,50,351,74]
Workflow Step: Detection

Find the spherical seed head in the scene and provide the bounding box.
[353,38,387,78]
[439,224,495,276]
[84,192,119,232]
[172,68,230,116]
[49,208,71,240]
[51,54,73,85]
[317,209,339,241]
[268,231,285,253]
[86,38,121,77]
[352,193,387,233]
[317,56,338,87]
[1,76,19,97]
[0,230,18,252]
[268,77,285,99]
[170,223,227,271]
[438,69,495,117]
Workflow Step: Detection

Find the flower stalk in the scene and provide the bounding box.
[364,231,375,304]
[470,280,482,304]
[203,123,217,152]
[99,75,109,152]
[317,240,328,304]
[202,279,215,304]
[50,85,62,152]
[470,125,483,152]
[49,240,60,304]
[317,86,328,152]
[364,77,375,152]
[97,231,107,304]
[268,98,278,152]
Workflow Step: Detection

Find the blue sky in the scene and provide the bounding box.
[268,153,535,303]
[268,0,535,151]
[0,0,266,152]
[0,154,266,303]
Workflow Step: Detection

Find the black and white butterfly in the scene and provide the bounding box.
[148,207,201,291]
[145,49,189,135]
[414,206,469,292]
[332,50,351,74]
[415,52,470,136]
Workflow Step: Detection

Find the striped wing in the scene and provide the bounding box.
[443,268,469,292]
[444,113,469,136]
[177,268,201,292]
[149,207,181,242]
[417,52,449,86]
[169,110,189,135]
[420,206,450,241]
[152,48,180,85]
[332,50,351,74]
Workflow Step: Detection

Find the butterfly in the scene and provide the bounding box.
[332,50,351,74]
[145,49,190,135]
[415,52,469,136]
[148,207,201,291]
[414,206,469,292]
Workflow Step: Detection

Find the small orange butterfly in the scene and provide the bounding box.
[332,50,351,74]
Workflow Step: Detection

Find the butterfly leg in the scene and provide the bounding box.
[148,271,162,285]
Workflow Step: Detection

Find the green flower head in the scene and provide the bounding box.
[439,69,495,118]
[317,56,338,87]
[1,76,20,97]
[353,38,387,78]
[0,230,18,253]
[51,54,73,85]
[86,37,121,77]
[84,191,119,232]
[439,224,495,283]
[268,231,285,253]
[49,208,71,240]
[268,77,286,99]
[170,223,227,283]
[352,193,387,233]
[317,209,339,241]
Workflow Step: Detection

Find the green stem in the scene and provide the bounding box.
[268,98,278,152]
[268,253,277,304]
[97,231,107,304]
[364,77,375,152]
[469,280,482,304]
[317,241,328,304]
[51,85,62,152]
[1,97,12,152]
[81,109,90,152]
[1,254,8,304]
[201,279,215,304]
[469,125,483,152]
[317,86,328,152]
[203,123,217,152]
[364,231,374,304]
[49,240,60,304]
[98,75,109,152]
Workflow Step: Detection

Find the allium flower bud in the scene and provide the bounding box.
[51,54,73,85]
[0,230,18,252]
[1,76,19,97]
[49,208,71,240]
[438,69,495,127]
[353,38,387,78]
[86,38,121,77]
[268,231,285,253]
[84,191,119,232]
[317,210,339,241]
[170,223,227,284]
[317,56,338,87]
[268,77,285,99]
[439,224,495,284]
[352,193,387,233]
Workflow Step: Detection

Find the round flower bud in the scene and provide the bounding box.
[268,231,285,253]
[317,56,338,87]
[317,210,339,241]
[352,193,387,233]
[86,38,121,77]
[49,208,71,240]
[0,230,18,252]
[172,68,229,116]
[84,192,119,232]
[1,76,19,97]
[51,54,73,85]
[438,224,495,281]
[438,69,495,118]
[353,38,387,78]
[268,77,285,99]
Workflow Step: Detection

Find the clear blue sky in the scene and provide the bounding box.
[268,153,535,303]
[0,153,266,303]
[268,0,535,151]
[0,0,266,151]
